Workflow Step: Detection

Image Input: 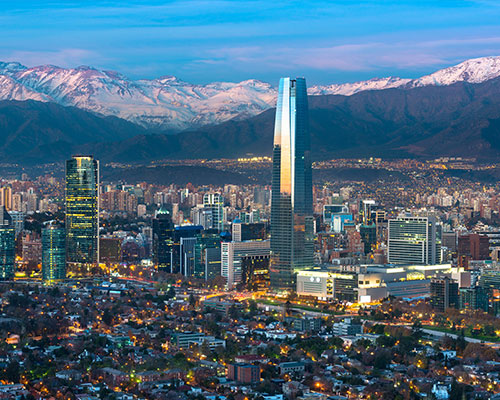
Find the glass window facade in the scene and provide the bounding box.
[270,78,314,291]
[42,226,66,283]
[0,206,15,280]
[153,207,175,271]
[65,156,99,265]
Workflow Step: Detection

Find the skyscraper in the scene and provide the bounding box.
[203,193,225,231]
[270,77,313,291]
[388,215,441,265]
[152,206,175,271]
[65,156,99,266]
[42,224,66,283]
[0,206,15,279]
[0,187,12,211]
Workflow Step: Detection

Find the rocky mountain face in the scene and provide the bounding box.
[3,74,500,164]
[0,56,500,131]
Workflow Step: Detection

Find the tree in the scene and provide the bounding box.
[189,294,197,308]
[167,286,176,299]
[4,361,20,383]
[102,309,113,326]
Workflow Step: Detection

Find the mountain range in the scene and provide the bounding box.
[1,56,500,131]
[1,56,500,164]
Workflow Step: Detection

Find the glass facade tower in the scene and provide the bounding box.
[203,193,225,232]
[270,77,314,291]
[42,225,66,283]
[152,206,175,272]
[65,156,99,266]
[388,216,441,265]
[0,206,15,279]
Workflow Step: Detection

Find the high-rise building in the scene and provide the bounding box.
[360,224,377,255]
[459,286,489,312]
[430,277,458,312]
[203,193,225,231]
[42,225,66,283]
[193,233,221,280]
[232,219,268,242]
[222,240,270,289]
[0,207,15,279]
[0,187,12,211]
[388,216,441,265]
[152,206,175,271]
[270,77,313,291]
[171,225,203,274]
[457,233,490,269]
[65,156,99,266]
[8,211,24,237]
[180,237,197,276]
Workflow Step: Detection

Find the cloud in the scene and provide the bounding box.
[3,48,98,68]
[189,34,500,78]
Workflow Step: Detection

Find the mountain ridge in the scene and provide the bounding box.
[0,56,499,131]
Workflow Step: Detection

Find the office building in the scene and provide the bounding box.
[193,233,221,280]
[191,206,213,230]
[42,225,66,283]
[458,233,490,269]
[388,216,441,265]
[203,193,224,231]
[171,225,203,274]
[0,207,15,279]
[332,318,363,336]
[479,268,500,291]
[360,200,377,225]
[8,211,24,237]
[221,240,270,289]
[232,219,267,242]
[430,277,459,312]
[270,77,313,291]
[0,187,12,211]
[459,286,489,312]
[227,363,260,384]
[152,206,175,271]
[296,268,357,302]
[360,224,377,255]
[241,252,270,291]
[65,156,99,266]
[180,237,197,276]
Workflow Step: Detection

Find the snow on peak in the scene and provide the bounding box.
[411,56,500,87]
[0,56,498,131]
[309,76,411,96]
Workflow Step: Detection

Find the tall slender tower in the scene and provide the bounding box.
[152,206,175,272]
[0,206,15,279]
[42,224,66,283]
[65,156,99,267]
[270,77,313,291]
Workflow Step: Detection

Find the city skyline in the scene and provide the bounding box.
[0,2,500,398]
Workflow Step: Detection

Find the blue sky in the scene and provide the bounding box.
[2,0,500,84]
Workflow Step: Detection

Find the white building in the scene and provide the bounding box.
[221,240,270,289]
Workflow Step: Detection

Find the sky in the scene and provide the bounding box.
[1,0,500,85]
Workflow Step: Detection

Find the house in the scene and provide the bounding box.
[279,362,305,376]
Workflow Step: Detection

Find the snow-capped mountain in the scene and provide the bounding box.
[0,63,277,131]
[0,56,499,131]
[308,77,411,96]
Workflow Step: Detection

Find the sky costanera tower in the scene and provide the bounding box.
[270,77,314,291]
